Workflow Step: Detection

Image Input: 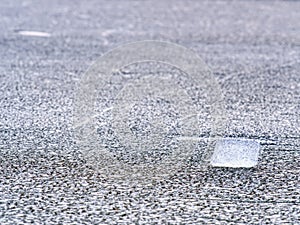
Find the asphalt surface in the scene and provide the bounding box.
[1,0,300,224]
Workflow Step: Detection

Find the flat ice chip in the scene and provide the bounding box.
[210,138,260,168]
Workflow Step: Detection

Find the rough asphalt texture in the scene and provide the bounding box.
[1,0,300,224]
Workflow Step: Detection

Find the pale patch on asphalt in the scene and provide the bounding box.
[17,30,51,37]
[101,29,118,37]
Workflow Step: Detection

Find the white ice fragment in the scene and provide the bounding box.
[210,138,260,168]
[18,30,51,37]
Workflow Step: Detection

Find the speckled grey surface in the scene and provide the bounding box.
[0,0,300,224]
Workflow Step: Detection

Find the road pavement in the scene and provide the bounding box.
[0,0,300,224]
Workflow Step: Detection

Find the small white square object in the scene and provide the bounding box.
[210,138,260,168]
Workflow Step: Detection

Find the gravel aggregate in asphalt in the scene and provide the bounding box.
[0,0,300,224]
